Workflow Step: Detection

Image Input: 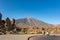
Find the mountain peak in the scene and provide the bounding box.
[15,18,52,28]
[27,17,32,20]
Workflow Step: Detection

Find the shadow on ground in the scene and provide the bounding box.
[28,35,60,40]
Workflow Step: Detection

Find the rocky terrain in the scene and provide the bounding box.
[28,35,60,40]
[15,17,53,28]
[15,17,60,34]
[0,12,60,34]
[0,34,60,40]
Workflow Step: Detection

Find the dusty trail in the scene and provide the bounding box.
[0,34,60,40]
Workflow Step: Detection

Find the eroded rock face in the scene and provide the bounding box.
[5,17,11,31]
[11,19,17,33]
[11,19,15,26]
[0,13,2,25]
[0,13,60,35]
[0,13,6,34]
[28,35,60,40]
[0,13,2,21]
[0,13,18,34]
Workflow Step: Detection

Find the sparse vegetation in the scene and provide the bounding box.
[0,13,60,35]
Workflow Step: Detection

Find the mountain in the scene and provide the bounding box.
[53,24,60,27]
[15,17,53,28]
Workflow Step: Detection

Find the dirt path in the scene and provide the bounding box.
[0,34,60,40]
[0,34,42,40]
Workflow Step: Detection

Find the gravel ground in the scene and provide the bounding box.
[28,35,60,40]
[0,34,60,40]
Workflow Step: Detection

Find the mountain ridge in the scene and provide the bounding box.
[15,17,53,28]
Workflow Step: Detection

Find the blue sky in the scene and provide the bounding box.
[0,0,60,24]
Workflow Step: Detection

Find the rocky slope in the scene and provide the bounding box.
[15,17,53,28]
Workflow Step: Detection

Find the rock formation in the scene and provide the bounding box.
[0,13,17,34]
[0,12,60,35]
